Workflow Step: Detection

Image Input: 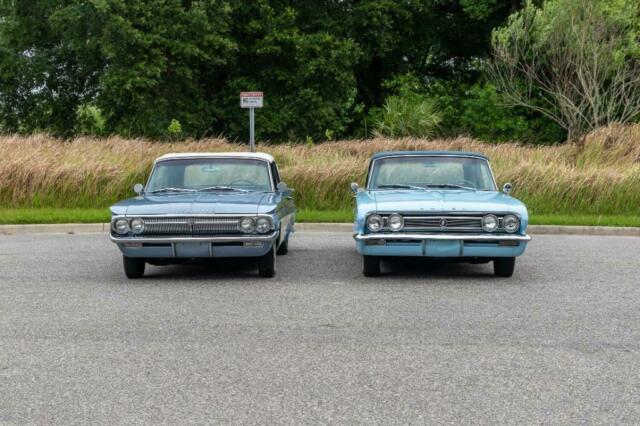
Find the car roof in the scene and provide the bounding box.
[370,151,488,161]
[156,152,275,163]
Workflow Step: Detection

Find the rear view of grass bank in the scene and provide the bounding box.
[1,124,639,223]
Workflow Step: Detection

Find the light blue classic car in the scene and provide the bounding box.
[110,152,295,279]
[351,151,531,277]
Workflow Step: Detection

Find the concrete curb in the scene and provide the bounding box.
[1,222,639,237]
[527,224,640,236]
[0,223,108,235]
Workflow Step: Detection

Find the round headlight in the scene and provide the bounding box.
[239,217,255,233]
[255,217,272,234]
[502,214,520,233]
[482,214,499,233]
[130,218,145,234]
[388,214,404,232]
[366,214,383,232]
[113,218,129,235]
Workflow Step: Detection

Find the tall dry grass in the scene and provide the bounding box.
[1,124,640,214]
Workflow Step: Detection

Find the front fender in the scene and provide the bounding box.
[353,191,376,234]
[504,196,529,235]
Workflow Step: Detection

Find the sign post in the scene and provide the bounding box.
[240,92,263,152]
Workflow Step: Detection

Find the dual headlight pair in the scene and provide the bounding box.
[482,214,520,233]
[239,217,272,234]
[113,218,145,235]
[366,214,403,232]
[365,214,521,233]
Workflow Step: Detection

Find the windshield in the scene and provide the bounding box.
[146,158,272,193]
[368,156,496,191]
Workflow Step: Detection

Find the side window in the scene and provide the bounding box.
[270,162,281,186]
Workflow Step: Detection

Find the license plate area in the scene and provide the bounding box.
[174,242,210,257]
[425,240,462,257]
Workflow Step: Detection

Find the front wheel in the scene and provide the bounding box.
[494,257,516,277]
[363,255,381,277]
[258,245,276,278]
[123,256,145,279]
[276,238,289,255]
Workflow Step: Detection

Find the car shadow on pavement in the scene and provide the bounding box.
[379,258,498,279]
[142,259,261,280]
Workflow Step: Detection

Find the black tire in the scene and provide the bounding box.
[363,255,381,277]
[258,246,276,278]
[123,256,145,279]
[494,257,516,277]
[276,238,289,255]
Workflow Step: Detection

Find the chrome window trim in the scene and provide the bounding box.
[365,154,498,191]
[144,156,276,193]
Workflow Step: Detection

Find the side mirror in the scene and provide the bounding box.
[502,183,512,195]
[133,183,144,195]
[350,182,360,194]
[277,182,292,194]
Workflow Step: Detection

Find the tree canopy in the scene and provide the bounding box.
[0,0,526,141]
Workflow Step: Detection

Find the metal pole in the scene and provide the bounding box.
[249,107,255,152]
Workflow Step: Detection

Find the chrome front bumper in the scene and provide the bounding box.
[353,233,531,242]
[110,230,279,244]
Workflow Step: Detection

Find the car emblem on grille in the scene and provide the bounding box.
[439,218,448,228]
[188,218,195,232]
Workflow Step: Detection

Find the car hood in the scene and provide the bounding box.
[370,189,520,213]
[111,192,278,216]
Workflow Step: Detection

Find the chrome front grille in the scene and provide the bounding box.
[141,216,241,236]
[403,216,483,232]
[374,213,514,233]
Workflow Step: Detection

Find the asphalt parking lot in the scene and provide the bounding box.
[1,231,639,424]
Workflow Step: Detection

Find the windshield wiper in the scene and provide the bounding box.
[197,186,250,193]
[148,187,196,194]
[426,184,476,191]
[377,184,427,191]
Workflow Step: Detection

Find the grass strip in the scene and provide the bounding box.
[0,208,110,224]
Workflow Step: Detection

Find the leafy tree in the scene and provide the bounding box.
[0,0,103,135]
[91,0,236,138]
[218,1,361,142]
[489,0,640,141]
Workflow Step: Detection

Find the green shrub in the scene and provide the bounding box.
[75,104,107,136]
[374,94,442,138]
[430,81,565,143]
[458,83,566,143]
[167,119,183,139]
